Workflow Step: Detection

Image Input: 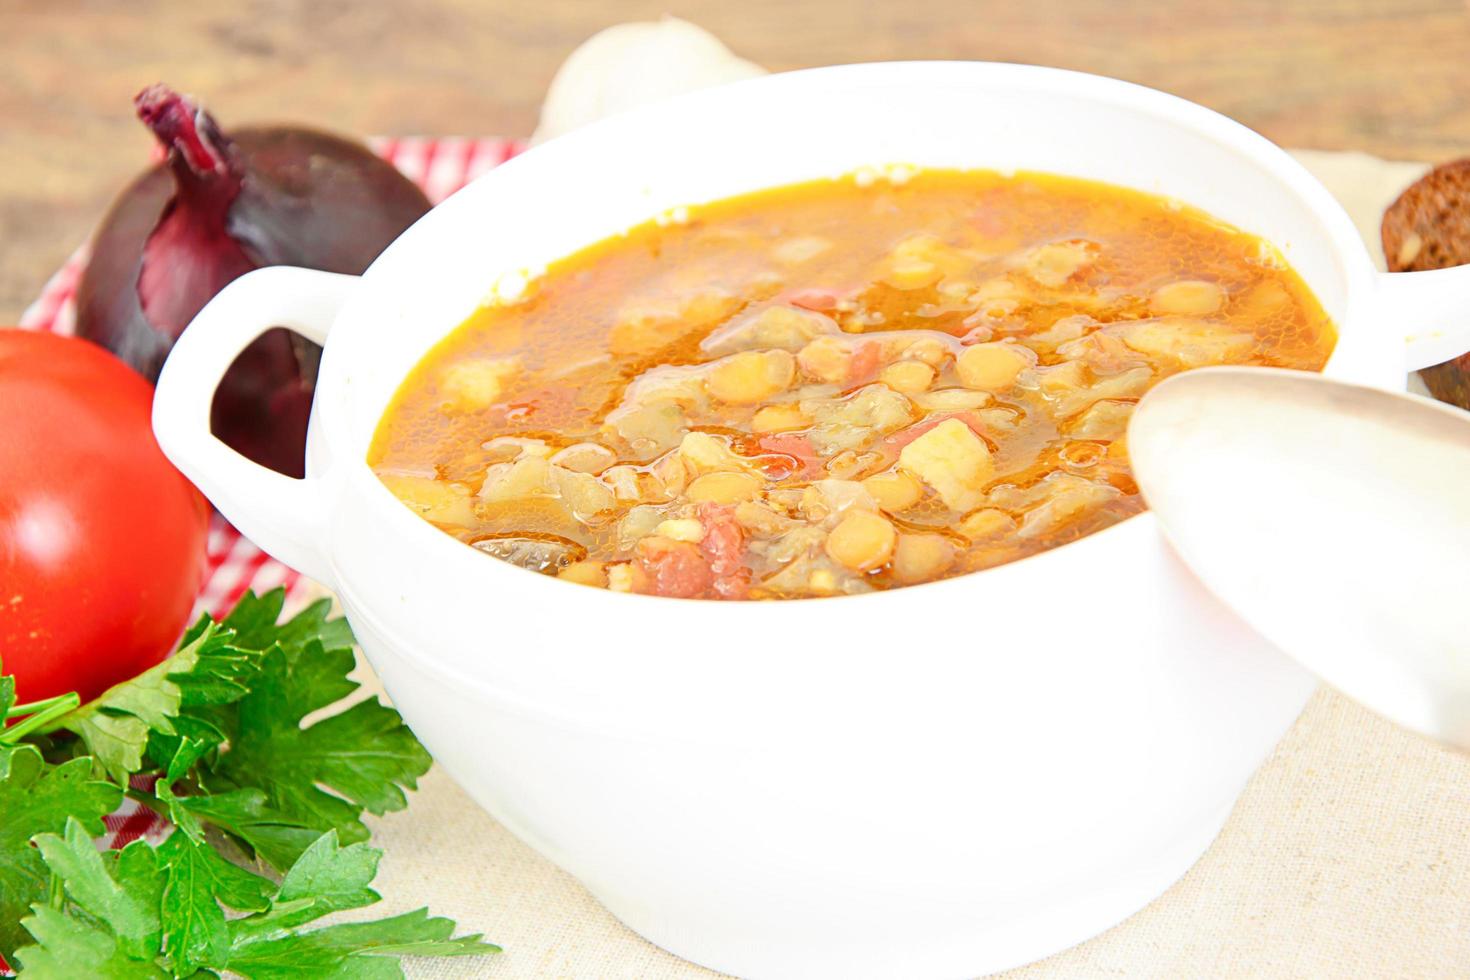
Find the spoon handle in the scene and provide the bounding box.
[1377,265,1470,371]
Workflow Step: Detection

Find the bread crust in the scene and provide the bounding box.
[1382,159,1470,408]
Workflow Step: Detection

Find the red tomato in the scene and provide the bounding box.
[0,330,208,704]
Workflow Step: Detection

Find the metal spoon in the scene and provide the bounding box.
[1128,366,1470,751]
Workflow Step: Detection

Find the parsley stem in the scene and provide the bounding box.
[6,691,78,718]
[0,692,79,743]
[124,788,169,816]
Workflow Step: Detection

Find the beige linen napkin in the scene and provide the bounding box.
[350,150,1470,980]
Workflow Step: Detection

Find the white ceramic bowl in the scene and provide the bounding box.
[153,63,1470,980]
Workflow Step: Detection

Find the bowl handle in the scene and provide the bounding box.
[1378,266,1470,371]
[152,266,356,588]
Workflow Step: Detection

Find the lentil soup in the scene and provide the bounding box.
[369,169,1335,599]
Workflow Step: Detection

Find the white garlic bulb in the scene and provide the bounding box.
[532,17,767,145]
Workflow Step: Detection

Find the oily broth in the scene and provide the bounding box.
[370,169,1335,597]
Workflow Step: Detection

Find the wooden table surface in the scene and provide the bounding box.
[3,0,1469,322]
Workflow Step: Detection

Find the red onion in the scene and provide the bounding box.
[76,85,431,477]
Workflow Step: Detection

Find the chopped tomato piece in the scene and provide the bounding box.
[972,209,1007,238]
[755,432,812,456]
[848,341,882,386]
[788,288,839,312]
[486,401,538,425]
[635,537,714,599]
[756,433,825,479]
[748,453,799,481]
[883,412,990,453]
[959,324,995,344]
[969,189,1011,238]
[698,503,751,599]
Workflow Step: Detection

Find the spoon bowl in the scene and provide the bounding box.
[1129,366,1470,750]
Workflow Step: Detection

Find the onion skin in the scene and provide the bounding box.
[76,87,431,477]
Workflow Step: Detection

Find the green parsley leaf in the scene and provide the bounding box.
[225,832,495,979]
[147,740,276,974]
[15,828,496,980]
[153,737,216,840]
[227,908,493,980]
[168,617,264,713]
[138,593,429,872]
[4,590,490,977]
[155,737,320,878]
[155,831,272,975]
[168,789,324,873]
[204,639,431,867]
[0,746,121,960]
[225,592,353,660]
[10,904,167,980]
[47,587,344,784]
[228,830,382,942]
[30,819,164,960]
[56,620,253,782]
[216,589,295,650]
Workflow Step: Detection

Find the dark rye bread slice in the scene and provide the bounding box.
[1381,159,1470,408]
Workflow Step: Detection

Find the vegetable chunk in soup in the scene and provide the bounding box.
[370,170,1334,599]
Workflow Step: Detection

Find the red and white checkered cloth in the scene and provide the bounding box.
[15,135,524,853]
